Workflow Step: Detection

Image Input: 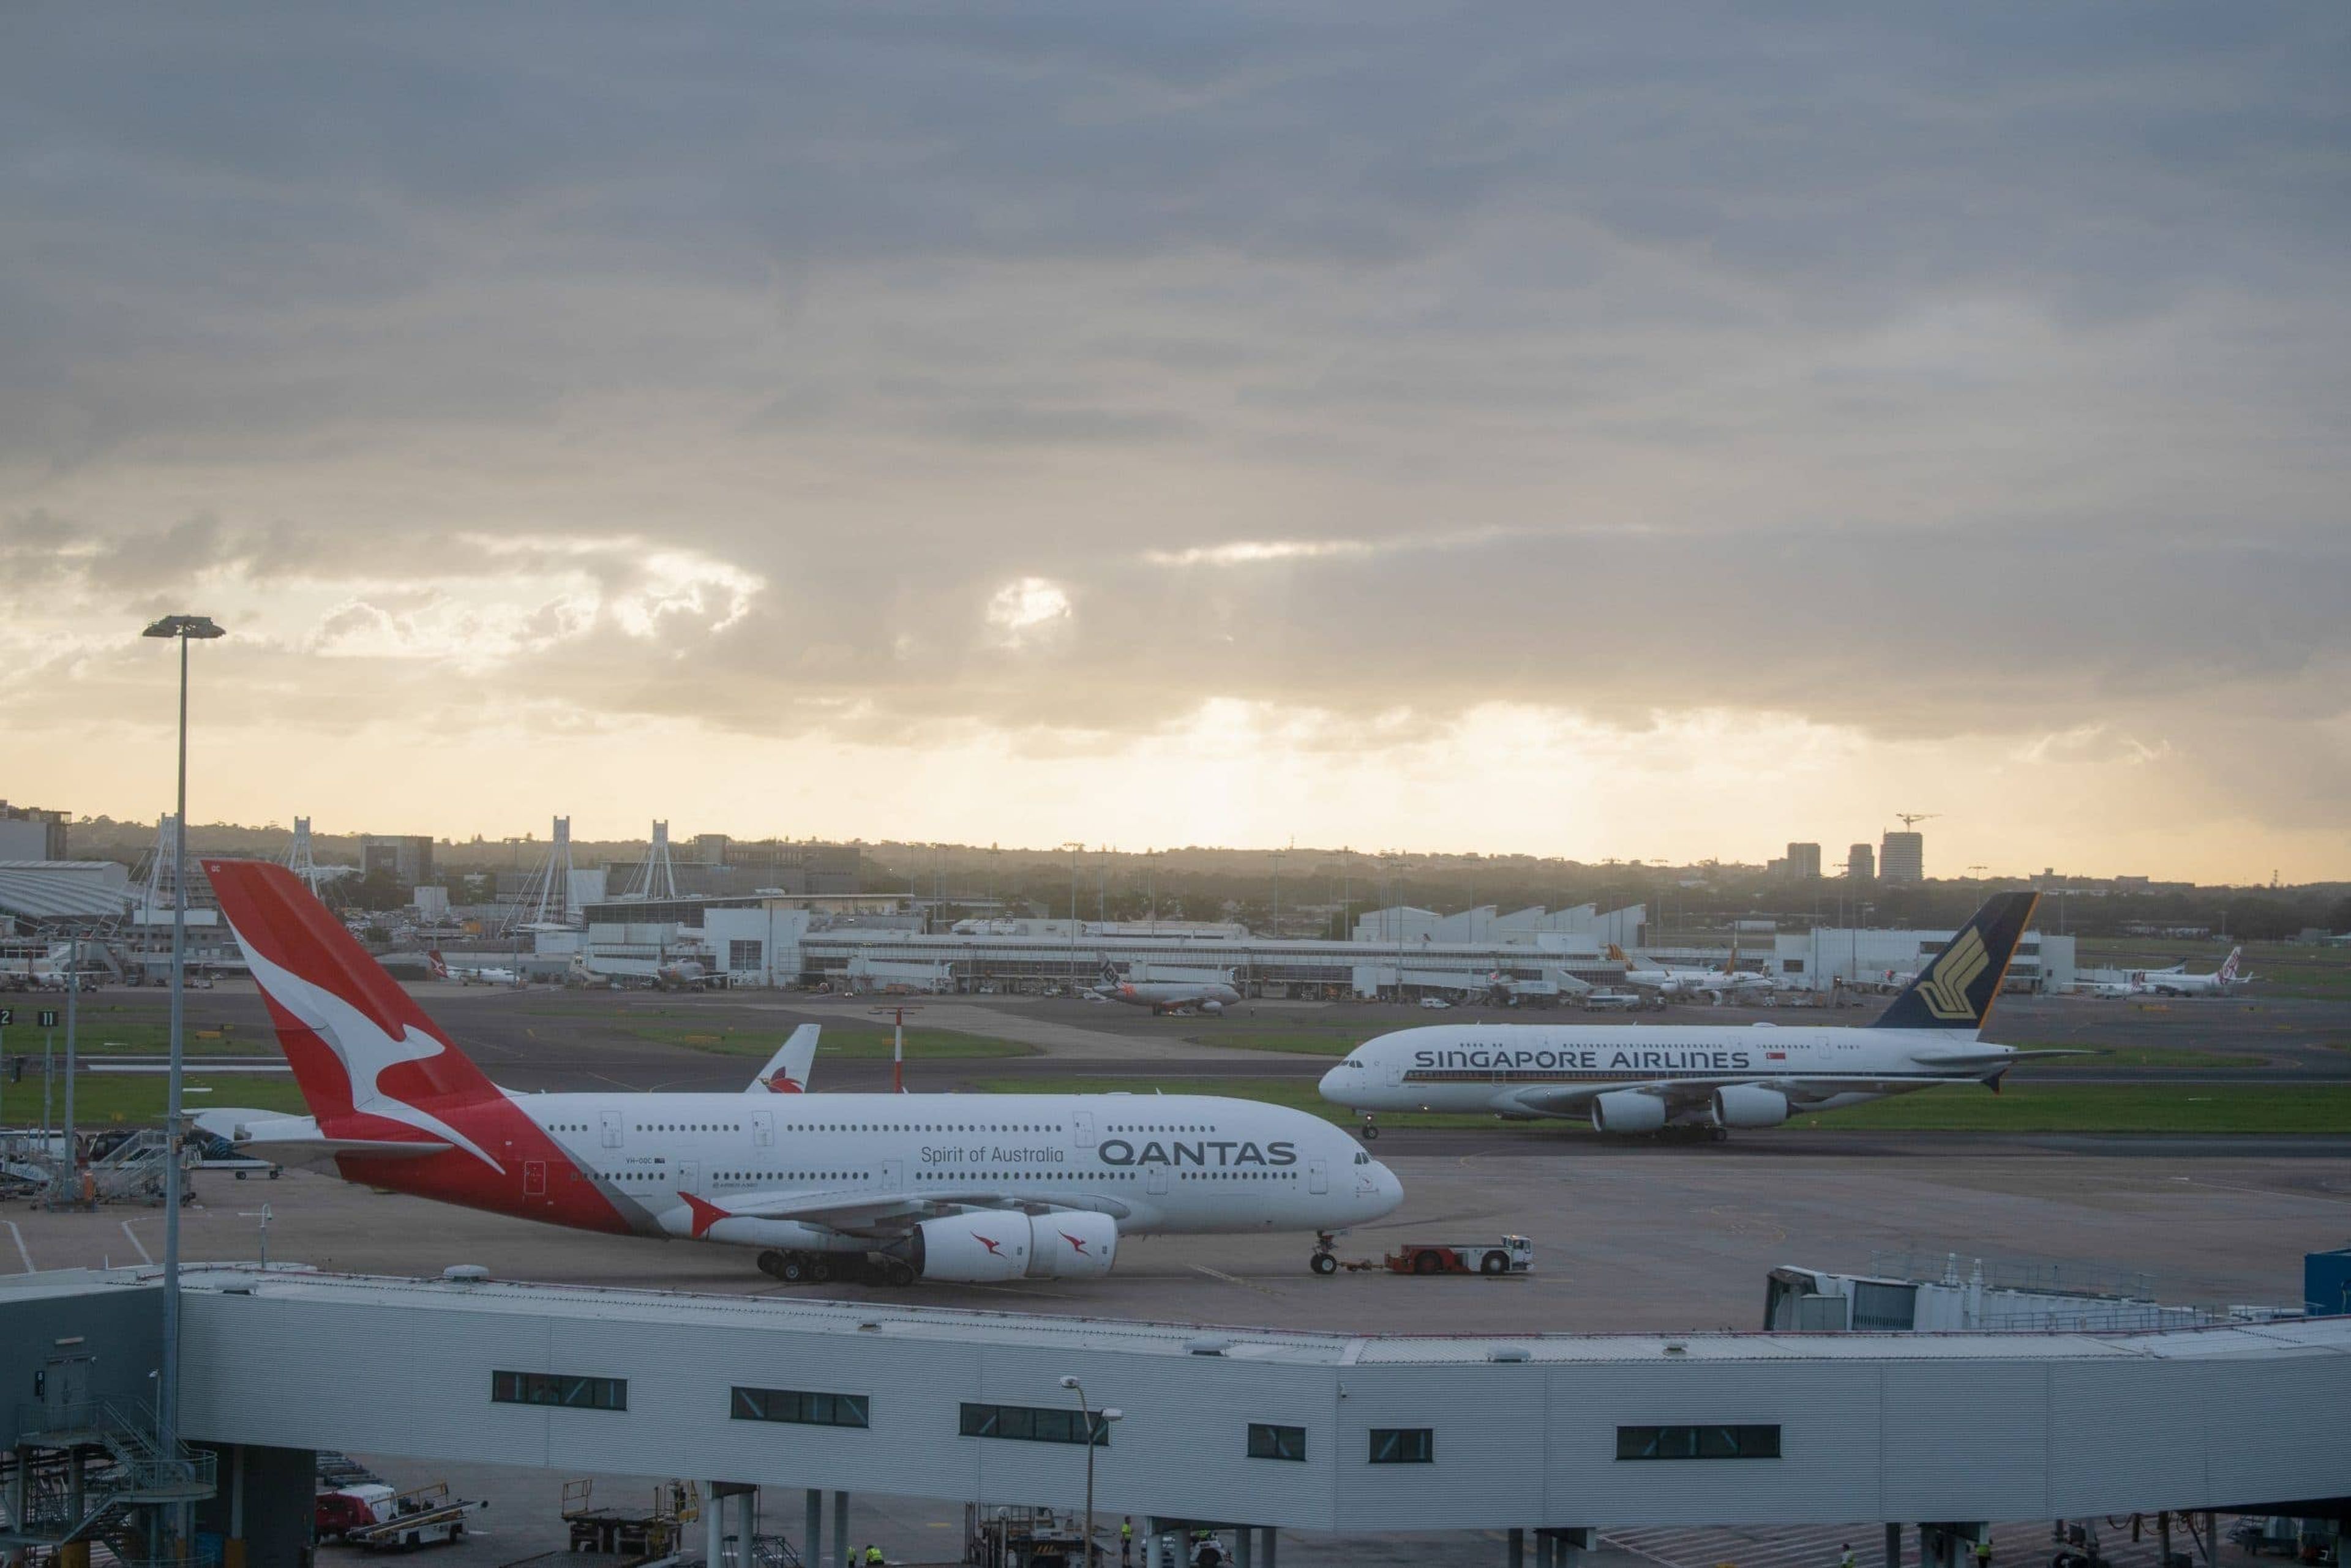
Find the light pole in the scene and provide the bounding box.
[141,612,224,1491]
[1057,1376,1121,1568]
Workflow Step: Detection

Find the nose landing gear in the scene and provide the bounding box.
[1310,1231,1340,1275]
[1359,1115,1379,1141]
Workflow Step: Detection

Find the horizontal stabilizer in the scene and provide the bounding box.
[192,1108,450,1169]
[1910,1048,2094,1070]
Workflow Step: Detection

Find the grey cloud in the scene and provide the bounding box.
[5,4,2350,845]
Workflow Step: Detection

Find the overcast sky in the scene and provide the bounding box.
[5,4,2347,881]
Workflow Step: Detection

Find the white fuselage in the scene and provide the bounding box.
[1104,981,1242,1013]
[1321,1022,2002,1122]
[498,1089,1400,1245]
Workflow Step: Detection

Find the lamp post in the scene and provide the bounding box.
[1057,1376,1120,1568]
[141,612,224,1491]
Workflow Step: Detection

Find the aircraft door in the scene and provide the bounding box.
[1072,1111,1096,1148]
[1383,1057,1403,1088]
[881,1158,903,1193]
[1308,1158,1329,1195]
[677,1161,699,1195]
[524,1160,547,1197]
[600,1111,623,1148]
[752,1112,774,1148]
[1146,1165,1169,1196]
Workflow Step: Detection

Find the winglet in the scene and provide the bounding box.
[1869,891,2041,1032]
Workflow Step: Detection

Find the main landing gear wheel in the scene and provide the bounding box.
[885,1259,917,1287]
[809,1258,833,1284]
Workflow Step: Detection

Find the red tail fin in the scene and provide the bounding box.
[204,860,503,1136]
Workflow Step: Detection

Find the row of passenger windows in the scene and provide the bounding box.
[491,1375,1779,1465]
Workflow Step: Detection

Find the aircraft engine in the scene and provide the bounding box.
[1027,1212,1118,1279]
[1710,1085,1791,1128]
[1198,999,1224,1015]
[907,1212,1120,1282]
[909,1212,1032,1282]
[1588,1090,1667,1135]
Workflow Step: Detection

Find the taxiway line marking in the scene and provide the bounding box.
[120,1219,153,1264]
[6,1221,30,1274]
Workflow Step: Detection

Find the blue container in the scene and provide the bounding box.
[2306,1247,2351,1317]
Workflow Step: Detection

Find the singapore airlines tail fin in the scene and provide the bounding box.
[203,859,506,1130]
[1870,891,2040,1032]
[748,1024,819,1093]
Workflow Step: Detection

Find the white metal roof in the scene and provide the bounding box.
[24,1264,2343,1370]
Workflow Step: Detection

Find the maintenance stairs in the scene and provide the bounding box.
[1,1398,218,1568]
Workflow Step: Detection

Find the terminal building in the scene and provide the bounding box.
[558,896,1653,999]
[2,1262,2345,1568]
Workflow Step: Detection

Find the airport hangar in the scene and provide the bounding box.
[5,1265,2344,1568]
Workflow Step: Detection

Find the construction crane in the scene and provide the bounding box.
[1895,812,1940,831]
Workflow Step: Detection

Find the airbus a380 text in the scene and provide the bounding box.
[1324,893,2078,1136]
[198,860,1401,1285]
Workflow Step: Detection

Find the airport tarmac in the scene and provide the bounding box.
[14,984,2341,1568]
[12,1143,2332,1567]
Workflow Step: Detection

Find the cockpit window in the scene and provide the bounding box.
[1354,1152,1370,1165]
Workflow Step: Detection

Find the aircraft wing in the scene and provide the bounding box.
[192,1109,451,1169]
[746,1024,820,1093]
[674,1184,1134,1239]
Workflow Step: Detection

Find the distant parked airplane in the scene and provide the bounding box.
[428,951,517,986]
[1092,963,1242,1015]
[2136,947,2248,997]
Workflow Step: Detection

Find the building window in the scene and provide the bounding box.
[1614,1425,1780,1461]
[729,939,763,970]
[491,1371,627,1411]
[1247,1424,1306,1461]
[1782,958,1805,975]
[1368,1428,1432,1464]
[732,1387,868,1428]
[959,1403,1109,1446]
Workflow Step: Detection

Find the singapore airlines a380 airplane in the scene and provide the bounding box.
[1321,892,2076,1138]
[198,861,1402,1285]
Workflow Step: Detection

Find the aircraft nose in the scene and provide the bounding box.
[1367,1160,1404,1218]
[1318,1063,1346,1099]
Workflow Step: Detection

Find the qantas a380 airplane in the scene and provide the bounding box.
[197,861,1403,1285]
[1322,891,2079,1138]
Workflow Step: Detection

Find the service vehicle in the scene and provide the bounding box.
[1311,1234,1534,1276]
[317,1481,483,1551]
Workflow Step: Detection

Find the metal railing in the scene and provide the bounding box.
[13,1400,216,1501]
[1867,1249,2157,1302]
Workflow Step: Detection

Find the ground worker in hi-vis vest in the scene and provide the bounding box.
[1840,1544,1856,1568]
[863,1546,883,1567]
[1122,1520,1134,1566]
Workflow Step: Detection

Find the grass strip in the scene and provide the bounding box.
[977,1076,2351,1134]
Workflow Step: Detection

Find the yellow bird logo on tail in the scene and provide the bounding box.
[1916,927,1990,1021]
